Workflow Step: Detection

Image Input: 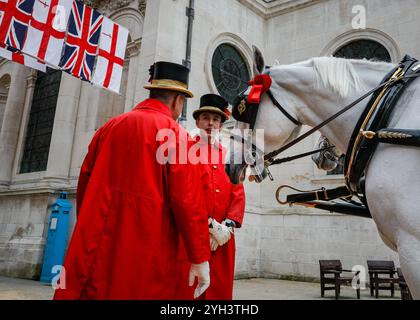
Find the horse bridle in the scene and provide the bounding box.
[229,72,302,182]
[266,87,301,127]
[231,66,420,182]
[243,71,301,131]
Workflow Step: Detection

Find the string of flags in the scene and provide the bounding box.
[0,0,129,94]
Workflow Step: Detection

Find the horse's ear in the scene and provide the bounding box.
[252,45,265,75]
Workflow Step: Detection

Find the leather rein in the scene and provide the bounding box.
[262,70,420,167]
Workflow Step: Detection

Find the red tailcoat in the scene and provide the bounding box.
[176,138,246,300]
[54,99,210,300]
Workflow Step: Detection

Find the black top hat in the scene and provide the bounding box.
[144,61,194,98]
[193,94,230,122]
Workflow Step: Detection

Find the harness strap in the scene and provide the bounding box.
[230,59,420,176]
[267,90,301,125]
[294,202,372,219]
[264,75,403,162]
[345,67,404,182]
[345,56,420,194]
[268,146,334,166]
[284,186,352,204]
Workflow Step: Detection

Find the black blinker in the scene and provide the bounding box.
[232,90,260,126]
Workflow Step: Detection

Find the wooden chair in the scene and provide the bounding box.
[367,260,398,298]
[397,268,413,300]
[319,260,360,299]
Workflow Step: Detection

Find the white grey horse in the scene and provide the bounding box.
[226,47,420,298]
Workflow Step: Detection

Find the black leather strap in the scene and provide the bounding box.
[287,186,351,203]
[267,90,301,126]
[344,55,420,194]
[264,76,398,162]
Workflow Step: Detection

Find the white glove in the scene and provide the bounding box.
[209,218,233,246]
[189,261,210,299]
[210,234,219,251]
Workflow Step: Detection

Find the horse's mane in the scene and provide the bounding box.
[270,57,395,98]
[311,57,393,98]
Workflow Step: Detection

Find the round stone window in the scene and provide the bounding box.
[211,43,251,105]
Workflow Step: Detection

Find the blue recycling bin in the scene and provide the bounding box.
[40,192,72,284]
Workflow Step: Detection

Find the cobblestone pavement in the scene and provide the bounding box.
[0,276,400,300]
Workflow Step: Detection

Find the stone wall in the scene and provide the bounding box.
[235,209,399,281]
[0,191,76,279]
[265,0,420,64]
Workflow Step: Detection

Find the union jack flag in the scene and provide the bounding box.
[22,0,73,67]
[58,0,103,82]
[0,0,36,51]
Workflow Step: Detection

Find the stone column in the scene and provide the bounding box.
[134,0,188,103]
[124,38,141,113]
[44,73,82,183]
[0,64,28,188]
[68,81,102,179]
[0,84,9,130]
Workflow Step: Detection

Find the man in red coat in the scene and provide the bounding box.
[177,94,246,300]
[53,62,211,300]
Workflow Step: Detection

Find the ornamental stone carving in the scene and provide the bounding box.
[82,0,145,15]
[138,0,146,16]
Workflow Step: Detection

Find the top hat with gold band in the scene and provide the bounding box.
[144,61,194,98]
[193,94,230,123]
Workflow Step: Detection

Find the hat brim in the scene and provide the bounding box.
[193,107,228,122]
[144,84,194,98]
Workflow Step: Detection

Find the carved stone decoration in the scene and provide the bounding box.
[82,0,139,13]
[127,38,142,58]
[238,0,324,19]
[82,0,100,9]
[26,70,38,89]
[138,0,146,16]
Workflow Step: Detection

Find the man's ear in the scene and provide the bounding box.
[176,94,185,104]
[170,94,181,110]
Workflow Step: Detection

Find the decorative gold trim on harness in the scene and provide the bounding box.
[345,67,405,181]
[360,130,413,140]
[378,131,413,139]
[360,131,376,139]
[238,100,247,115]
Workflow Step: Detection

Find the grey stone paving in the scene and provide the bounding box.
[0,276,401,300]
[0,276,54,300]
[233,278,400,300]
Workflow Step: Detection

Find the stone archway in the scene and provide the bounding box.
[321,29,401,63]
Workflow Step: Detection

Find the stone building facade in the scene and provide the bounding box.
[0,0,418,281]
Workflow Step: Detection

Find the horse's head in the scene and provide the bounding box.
[225,46,302,184]
[225,51,396,184]
[311,135,343,171]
